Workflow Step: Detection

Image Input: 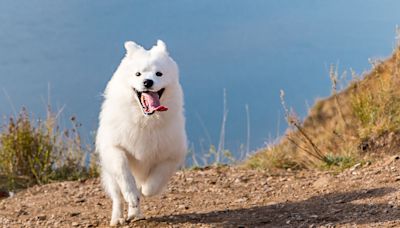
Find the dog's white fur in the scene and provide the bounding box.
[96,40,187,226]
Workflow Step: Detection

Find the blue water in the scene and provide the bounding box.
[0,1,399,158]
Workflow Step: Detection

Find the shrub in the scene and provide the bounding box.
[0,108,98,190]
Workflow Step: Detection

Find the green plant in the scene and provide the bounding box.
[322,154,357,170]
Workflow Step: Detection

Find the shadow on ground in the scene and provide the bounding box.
[143,187,399,227]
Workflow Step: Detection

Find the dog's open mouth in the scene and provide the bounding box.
[134,88,168,115]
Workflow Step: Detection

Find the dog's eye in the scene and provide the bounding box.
[156,72,163,77]
[135,72,141,77]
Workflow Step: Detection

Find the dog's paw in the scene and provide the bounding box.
[127,205,144,221]
[110,217,125,226]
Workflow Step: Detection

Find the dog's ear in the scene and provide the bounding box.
[124,41,144,57]
[152,40,168,55]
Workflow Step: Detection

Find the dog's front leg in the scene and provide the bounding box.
[102,146,143,225]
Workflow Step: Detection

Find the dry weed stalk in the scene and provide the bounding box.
[329,64,348,128]
[280,90,326,162]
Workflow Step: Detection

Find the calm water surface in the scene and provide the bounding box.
[0,1,399,159]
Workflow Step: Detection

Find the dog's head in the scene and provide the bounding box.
[118,40,179,116]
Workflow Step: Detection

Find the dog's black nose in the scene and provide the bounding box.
[143,79,154,88]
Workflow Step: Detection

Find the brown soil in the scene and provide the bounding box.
[1,156,400,228]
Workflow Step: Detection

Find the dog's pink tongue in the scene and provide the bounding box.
[141,92,168,113]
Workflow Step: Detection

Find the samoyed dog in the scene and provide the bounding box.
[96,40,187,226]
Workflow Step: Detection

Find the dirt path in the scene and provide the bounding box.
[1,156,400,227]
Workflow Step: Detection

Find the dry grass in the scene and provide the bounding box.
[0,108,98,191]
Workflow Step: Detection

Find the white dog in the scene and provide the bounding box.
[96,40,187,226]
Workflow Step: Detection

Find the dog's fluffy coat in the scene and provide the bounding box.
[96,40,187,226]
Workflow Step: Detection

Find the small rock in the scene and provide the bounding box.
[265,201,277,206]
[335,199,345,204]
[313,176,331,188]
[235,198,247,203]
[177,204,189,210]
[75,198,86,203]
[70,212,81,217]
[349,163,361,171]
[16,209,29,216]
[37,215,46,221]
[332,209,342,213]
[384,209,389,213]
[384,155,400,166]
[72,222,79,227]
[0,190,9,198]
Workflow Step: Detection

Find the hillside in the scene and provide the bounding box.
[249,46,400,170]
